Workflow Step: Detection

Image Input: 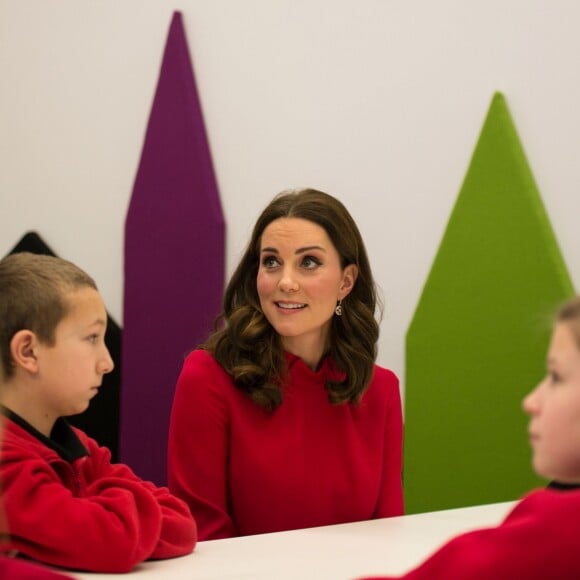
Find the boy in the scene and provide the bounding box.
[0,252,196,573]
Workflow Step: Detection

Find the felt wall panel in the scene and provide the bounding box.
[121,12,225,484]
[404,93,574,514]
[6,232,122,460]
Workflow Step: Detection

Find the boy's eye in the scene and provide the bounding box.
[548,370,561,384]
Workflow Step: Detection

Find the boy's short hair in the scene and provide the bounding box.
[0,252,97,380]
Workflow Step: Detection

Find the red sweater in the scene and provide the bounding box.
[359,488,580,580]
[0,557,73,579]
[168,350,403,540]
[0,412,197,573]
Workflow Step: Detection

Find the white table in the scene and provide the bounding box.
[72,501,515,579]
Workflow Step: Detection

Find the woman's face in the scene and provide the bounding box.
[256,217,356,367]
[523,321,580,483]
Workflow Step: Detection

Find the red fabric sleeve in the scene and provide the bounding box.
[168,351,236,540]
[81,436,197,561]
[373,367,404,518]
[0,557,73,579]
[1,431,196,573]
[358,489,580,580]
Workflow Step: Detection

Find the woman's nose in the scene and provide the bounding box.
[278,270,299,292]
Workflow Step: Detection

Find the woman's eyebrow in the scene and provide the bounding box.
[295,245,325,254]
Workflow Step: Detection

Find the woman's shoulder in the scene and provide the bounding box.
[181,349,227,376]
[371,363,399,389]
[175,349,236,402]
[358,363,400,403]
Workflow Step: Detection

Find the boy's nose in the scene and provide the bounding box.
[100,349,115,374]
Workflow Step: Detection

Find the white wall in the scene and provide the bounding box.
[2,0,580,396]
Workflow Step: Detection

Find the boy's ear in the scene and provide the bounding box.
[10,330,40,374]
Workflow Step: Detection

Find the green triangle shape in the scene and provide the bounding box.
[404,92,574,514]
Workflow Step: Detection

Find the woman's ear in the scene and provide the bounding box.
[339,264,358,299]
[10,330,40,374]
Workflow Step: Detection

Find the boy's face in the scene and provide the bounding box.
[523,322,580,483]
[34,287,114,421]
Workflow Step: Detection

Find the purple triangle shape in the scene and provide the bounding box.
[120,11,225,485]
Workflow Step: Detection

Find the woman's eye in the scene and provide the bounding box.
[262,255,280,268]
[548,371,561,384]
[87,335,99,345]
[302,256,321,269]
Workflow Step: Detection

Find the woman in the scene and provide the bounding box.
[361,296,580,579]
[168,188,403,540]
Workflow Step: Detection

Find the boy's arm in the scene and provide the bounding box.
[1,437,195,573]
[85,436,197,561]
[141,483,198,561]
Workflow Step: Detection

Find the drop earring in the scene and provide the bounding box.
[335,299,343,317]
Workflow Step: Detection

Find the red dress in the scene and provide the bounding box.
[169,350,404,540]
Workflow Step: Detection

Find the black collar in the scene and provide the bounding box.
[547,480,580,491]
[1,406,88,462]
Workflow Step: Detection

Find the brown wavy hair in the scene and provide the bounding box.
[203,188,382,411]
